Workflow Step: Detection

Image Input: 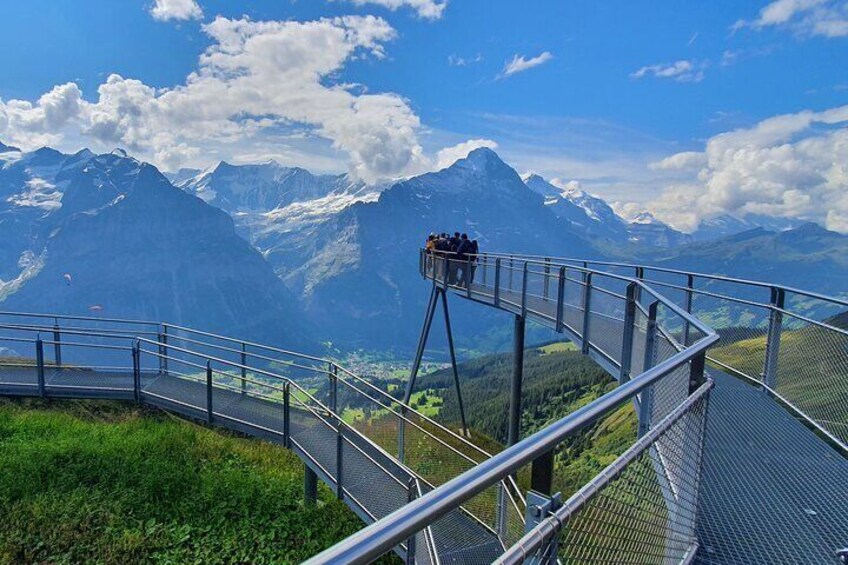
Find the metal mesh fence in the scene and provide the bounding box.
[498,383,710,565]
[774,312,848,445]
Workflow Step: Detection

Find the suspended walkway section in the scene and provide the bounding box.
[306,250,848,565]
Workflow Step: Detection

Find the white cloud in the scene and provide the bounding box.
[0,15,429,182]
[649,151,708,171]
[631,60,705,83]
[549,178,582,193]
[435,139,497,169]
[498,51,553,79]
[735,0,848,38]
[448,53,483,66]
[150,0,203,22]
[633,105,848,233]
[334,0,447,20]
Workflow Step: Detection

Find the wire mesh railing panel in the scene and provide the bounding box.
[774,313,848,446]
[586,285,626,363]
[690,292,770,381]
[500,385,710,565]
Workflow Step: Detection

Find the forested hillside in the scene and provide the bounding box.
[420,343,638,496]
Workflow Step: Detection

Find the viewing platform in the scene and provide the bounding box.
[2,249,847,564]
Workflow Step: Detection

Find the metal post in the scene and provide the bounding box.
[304,464,318,506]
[332,360,343,499]
[398,411,405,464]
[555,266,566,331]
[523,491,563,565]
[494,258,501,306]
[683,274,694,346]
[690,351,707,394]
[763,287,785,390]
[406,478,417,565]
[508,258,514,290]
[132,342,140,403]
[335,415,344,500]
[482,255,488,286]
[521,262,529,318]
[619,282,638,384]
[36,337,45,398]
[508,315,526,447]
[206,361,213,425]
[441,291,469,437]
[581,272,593,354]
[240,342,247,394]
[543,258,551,299]
[496,482,508,540]
[161,325,169,376]
[638,301,658,437]
[52,321,62,367]
[530,450,554,495]
[442,254,449,288]
[283,382,291,448]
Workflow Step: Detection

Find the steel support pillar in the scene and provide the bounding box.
[405,285,470,438]
[304,464,318,506]
[404,284,439,405]
[440,289,469,437]
[508,315,526,447]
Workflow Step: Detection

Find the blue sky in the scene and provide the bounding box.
[1,0,847,231]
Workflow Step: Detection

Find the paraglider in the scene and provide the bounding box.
[63,273,72,286]
[88,305,103,313]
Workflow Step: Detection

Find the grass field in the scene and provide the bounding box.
[0,398,395,565]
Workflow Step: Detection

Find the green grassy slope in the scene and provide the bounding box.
[0,399,394,565]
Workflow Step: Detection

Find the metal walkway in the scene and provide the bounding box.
[0,315,523,564]
[405,252,847,564]
[3,248,847,564]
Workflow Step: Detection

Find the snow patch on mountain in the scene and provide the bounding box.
[0,250,46,300]
[8,177,64,210]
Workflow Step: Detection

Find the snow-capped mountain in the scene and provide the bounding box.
[0,144,315,350]
[262,148,601,349]
[174,160,368,213]
[522,174,629,241]
[626,212,693,247]
[692,213,806,241]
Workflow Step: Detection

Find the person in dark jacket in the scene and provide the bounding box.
[468,239,480,285]
[455,234,474,287]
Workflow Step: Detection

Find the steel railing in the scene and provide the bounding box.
[0,311,527,562]
[473,252,848,453]
[304,250,719,564]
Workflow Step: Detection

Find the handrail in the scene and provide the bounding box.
[0,310,160,326]
[426,251,716,338]
[302,334,717,565]
[479,251,848,308]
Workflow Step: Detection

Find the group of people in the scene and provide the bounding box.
[424,232,480,286]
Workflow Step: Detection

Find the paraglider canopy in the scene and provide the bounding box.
[63,273,72,286]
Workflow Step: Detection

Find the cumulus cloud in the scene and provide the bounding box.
[733,0,848,37]
[435,139,498,169]
[631,60,705,83]
[634,105,848,233]
[499,51,553,79]
[0,15,429,182]
[648,151,708,171]
[334,0,447,20]
[150,0,203,22]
